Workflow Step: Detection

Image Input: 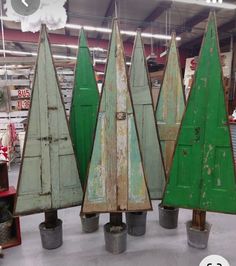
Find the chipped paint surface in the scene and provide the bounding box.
[15,26,83,216]
[163,13,236,214]
[82,20,152,213]
[155,33,185,176]
[69,28,99,188]
[129,31,166,199]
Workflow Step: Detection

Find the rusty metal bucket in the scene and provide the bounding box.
[81,214,99,233]
[104,222,127,254]
[158,203,179,229]
[126,212,147,236]
[186,221,211,249]
[39,219,63,250]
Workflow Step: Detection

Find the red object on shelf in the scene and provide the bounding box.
[0,186,21,249]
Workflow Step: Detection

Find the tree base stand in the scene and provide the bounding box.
[186,221,211,249]
[81,214,99,233]
[39,210,62,250]
[126,212,147,236]
[104,222,127,254]
[158,203,179,229]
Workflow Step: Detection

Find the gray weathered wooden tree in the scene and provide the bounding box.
[14,25,83,249]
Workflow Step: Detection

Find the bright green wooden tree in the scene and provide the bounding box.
[129,31,166,199]
[69,28,99,188]
[163,12,236,214]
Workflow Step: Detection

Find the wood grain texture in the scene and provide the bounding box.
[129,31,166,199]
[82,20,152,213]
[163,13,236,214]
[15,26,83,216]
[156,33,185,176]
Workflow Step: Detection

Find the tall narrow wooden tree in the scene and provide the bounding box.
[69,28,100,233]
[129,30,165,200]
[155,32,186,229]
[69,28,99,188]
[14,25,83,249]
[82,19,151,213]
[82,19,152,253]
[155,33,185,176]
[162,12,236,248]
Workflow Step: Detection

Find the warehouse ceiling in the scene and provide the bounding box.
[0,0,236,69]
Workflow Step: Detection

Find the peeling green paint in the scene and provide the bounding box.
[82,19,152,214]
[163,13,236,214]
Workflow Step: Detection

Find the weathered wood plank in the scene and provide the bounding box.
[129,31,166,199]
[163,12,236,214]
[156,33,185,176]
[82,19,152,213]
[14,25,83,216]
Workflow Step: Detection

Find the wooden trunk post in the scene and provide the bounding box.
[44,210,58,229]
[110,213,122,226]
[192,210,206,231]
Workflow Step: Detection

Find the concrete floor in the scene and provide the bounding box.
[3,163,236,266]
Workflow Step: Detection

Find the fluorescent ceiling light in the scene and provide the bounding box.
[66,24,181,41]
[0,49,76,60]
[53,44,107,52]
[0,16,181,41]
[172,0,236,9]
[94,58,131,66]
[0,49,131,65]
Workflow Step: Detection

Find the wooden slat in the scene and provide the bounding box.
[15,25,83,216]
[163,12,236,214]
[130,31,166,200]
[156,33,185,176]
[82,19,152,213]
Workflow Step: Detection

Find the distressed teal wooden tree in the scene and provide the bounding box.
[69,28,99,188]
[14,26,83,248]
[163,12,236,217]
[82,19,152,214]
[155,33,185,176]
[129,31,165,199]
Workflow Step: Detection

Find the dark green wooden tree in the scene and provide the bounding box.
[69,28,99,188]
[163,12,236,216]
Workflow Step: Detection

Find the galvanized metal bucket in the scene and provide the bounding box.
[0,220,12,245]
[158,203,179,229]
[126,212,147,236]
[186,221,211,249]
[39,219,63,250]
[104,222,127,254]
[81,214,99,233]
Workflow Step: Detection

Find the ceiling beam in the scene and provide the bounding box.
[97,0,116,39]
[137,1,172,31]
[125,1,172,43]
[181,17,236,49]
[176,8,211,35]
[0,28,166,58]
